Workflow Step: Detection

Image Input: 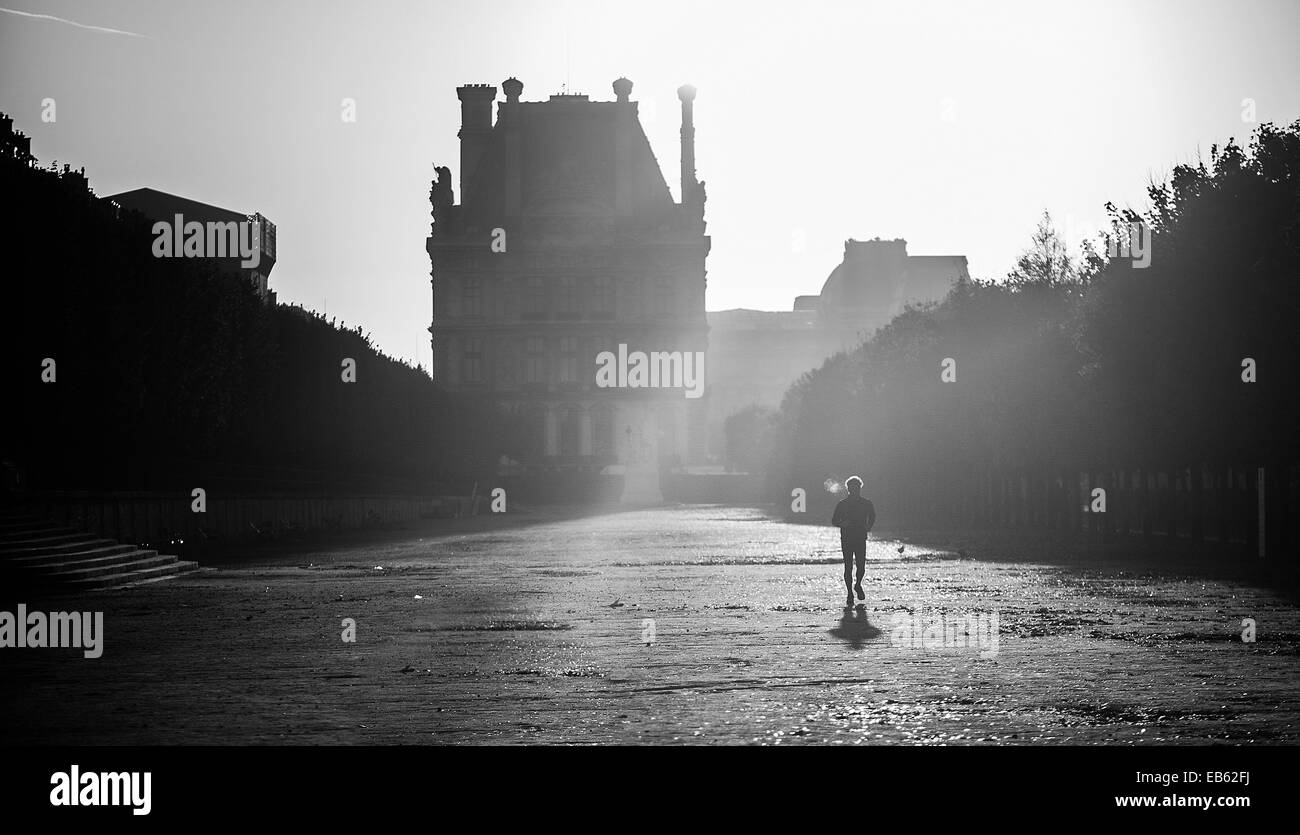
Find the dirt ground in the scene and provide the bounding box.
[2,504,1297,745]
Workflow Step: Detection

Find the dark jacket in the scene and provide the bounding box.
[832,495,876,540]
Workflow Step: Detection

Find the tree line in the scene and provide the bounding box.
[2,145,516,495]
[753,119,1300,553]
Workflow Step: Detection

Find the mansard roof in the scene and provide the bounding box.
[462,93,677,229]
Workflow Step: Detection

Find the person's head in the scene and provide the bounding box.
[845,476,863,495]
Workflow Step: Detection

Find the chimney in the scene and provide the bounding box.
[502,77,523,106]
[613,78,634,215]
[677,84,697,204]
[501,78,524,215]
[456,84,497,201]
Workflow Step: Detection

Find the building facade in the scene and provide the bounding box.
[106,187,278,303]
[428,77,710,480]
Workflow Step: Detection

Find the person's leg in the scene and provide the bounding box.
[853,544,866,599]
[841,538,854,604]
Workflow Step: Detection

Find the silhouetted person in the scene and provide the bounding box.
[831,476,876,607]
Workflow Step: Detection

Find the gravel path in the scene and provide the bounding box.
[3,504,1297,745]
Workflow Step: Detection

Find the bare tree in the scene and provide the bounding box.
[1007,210,1079,288]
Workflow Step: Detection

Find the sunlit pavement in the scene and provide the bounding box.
[4,505,1298,744]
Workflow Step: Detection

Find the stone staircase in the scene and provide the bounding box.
[0,509,199,592]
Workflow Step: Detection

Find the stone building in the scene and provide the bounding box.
[817,237,968,353]
[427,77,710,491]
[106,187,278,303]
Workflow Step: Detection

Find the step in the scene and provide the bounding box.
[0,525,85,546]
[10,543,140,566]
[28,549,164,575]
[0,516,46,528]
[65,560,198,591]
[0,521,66,536]
[99,563,201,590]
[0,538,119,557]
[0,526,83,541]
[44,553,176,582]
[0,531,102,549]
[0,510,202,592]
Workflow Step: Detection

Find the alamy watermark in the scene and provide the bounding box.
[1107,221,1152,268]
[0,604,103,658]
[151,213,263,268]
[889,608,999,659]
[595,343,705,399]
[50,765,150,815]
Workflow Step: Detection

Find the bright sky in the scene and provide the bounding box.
[3,0,1298,368]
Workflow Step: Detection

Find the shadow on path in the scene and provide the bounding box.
[828,604,881,649]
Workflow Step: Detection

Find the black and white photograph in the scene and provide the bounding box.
[1,0,1297,818]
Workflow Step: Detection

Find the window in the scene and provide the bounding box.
[461,337,482,382]
[558,276,578,317]
[526,406,547,458]
[524,336,545,383]
[559,336,578,383]
[526,276,546,317]
[494,338,516,384]
[592,277,613,316]
[462,276,481,316]
[500,279,517,319]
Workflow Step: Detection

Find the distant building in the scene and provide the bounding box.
[706,238,968,460]
[427,77,710,485]
[106,187,278,303]
[705,307,823,457]
[817,238,968,352]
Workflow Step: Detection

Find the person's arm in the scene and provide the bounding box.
[831,502,843,527]
[865,500,876,532]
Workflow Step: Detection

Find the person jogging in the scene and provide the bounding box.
[831,476,876,607]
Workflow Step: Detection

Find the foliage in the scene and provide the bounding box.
[769,120,1300,513]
